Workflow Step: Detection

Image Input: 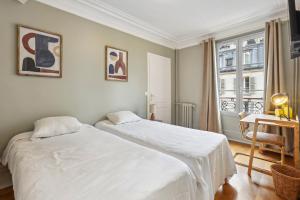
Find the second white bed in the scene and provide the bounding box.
[95,119,237,200]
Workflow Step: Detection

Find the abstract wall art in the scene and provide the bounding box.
[105,46,128,81]
[17,25,62,78]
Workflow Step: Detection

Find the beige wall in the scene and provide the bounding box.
[0,0,175,153]
[176,45,203,129]
[177,21,300,137]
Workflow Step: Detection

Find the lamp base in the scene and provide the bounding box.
[279,114,290,121]
[150,113,155,120]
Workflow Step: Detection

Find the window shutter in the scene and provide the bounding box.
[244,77,250,94]
[250,77,255,94]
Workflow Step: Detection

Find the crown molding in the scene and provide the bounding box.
[17,0,29,4]
[36,0,288,50]
[176,7,288,49]
[36,0,178,49]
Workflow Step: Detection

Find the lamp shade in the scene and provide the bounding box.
[149,104,156,113]
[271,93,288,106]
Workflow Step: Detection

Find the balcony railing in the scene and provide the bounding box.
[219,64,264,73]
[220,96,264,113]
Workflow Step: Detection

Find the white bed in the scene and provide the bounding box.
[1,124,200,200]
[95,119,237,200]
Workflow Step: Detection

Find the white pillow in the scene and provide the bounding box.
[31,116,82,139]
[106,111,141,125]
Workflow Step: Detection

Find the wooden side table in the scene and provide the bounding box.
[241,114,300,169]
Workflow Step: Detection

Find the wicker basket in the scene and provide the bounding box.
[271,164,300,200]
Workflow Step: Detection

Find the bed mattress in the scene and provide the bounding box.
[95,119,237,200]
[2,124,199,200]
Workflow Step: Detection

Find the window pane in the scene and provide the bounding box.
[219,43,237,71]
[217,32,265,114]
[218,42,237,112]
[241,36,264,114]
[242,37,264,68]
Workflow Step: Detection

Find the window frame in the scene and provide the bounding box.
[216,31,265,116]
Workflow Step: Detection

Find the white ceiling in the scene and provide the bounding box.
[37,0,288,49]
[97,0,286,38]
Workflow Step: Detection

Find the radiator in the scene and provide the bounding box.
[176,102,195,128]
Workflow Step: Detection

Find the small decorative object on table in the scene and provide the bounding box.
[149,104,156,120]
[271,93,292,120]
[271,164,300,200]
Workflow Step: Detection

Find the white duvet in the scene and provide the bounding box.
[95,120,237,200]
[2,125,199,200]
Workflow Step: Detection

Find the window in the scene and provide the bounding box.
[217,32,265,114]
[219,43,237,72]
[226,57,233,66]
[244,76,250,94]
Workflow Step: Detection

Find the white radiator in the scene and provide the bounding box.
[176,102,195,128]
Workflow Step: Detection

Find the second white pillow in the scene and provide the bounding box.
[106,111,141,125]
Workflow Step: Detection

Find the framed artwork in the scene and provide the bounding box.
[17,25,62,78]
[105,46,128,81]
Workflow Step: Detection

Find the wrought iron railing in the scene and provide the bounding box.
[220,96,264,113]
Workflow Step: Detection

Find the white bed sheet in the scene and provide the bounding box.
[95,120,237,200]
[2,124,200,200]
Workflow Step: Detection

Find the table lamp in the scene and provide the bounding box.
[149,104,156,120]
[271,93,291,120]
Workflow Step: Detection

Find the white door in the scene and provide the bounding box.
[147,53,171,123]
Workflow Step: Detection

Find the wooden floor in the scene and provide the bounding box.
[0,141,293,200]
[0,186,13,200]
[215,141,293,200]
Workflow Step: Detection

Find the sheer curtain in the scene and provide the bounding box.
[199,38,221,132]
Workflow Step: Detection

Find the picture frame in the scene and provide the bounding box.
[17,25,63,78]
[105,46,128,81]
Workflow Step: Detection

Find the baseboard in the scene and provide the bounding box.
[0,166,12,189]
